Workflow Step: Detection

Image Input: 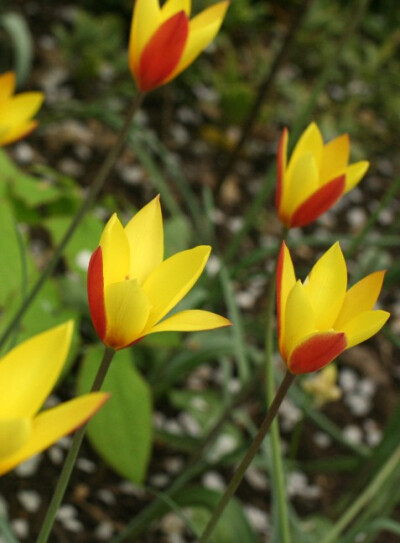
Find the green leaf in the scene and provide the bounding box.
[0,201,27,306]
[173,486,259,543]
[77,346,153,484]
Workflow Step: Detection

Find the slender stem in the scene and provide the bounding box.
[215,0,313,194]
[196,370,295,543]
[36,347,115,543]
[264,229,291,543]
[0,93,145,353]
[320,443,400,543]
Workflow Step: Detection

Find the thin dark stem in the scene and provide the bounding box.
[196,370,295,543]
[36,347,116,543]
[215,1,313,194]
[0,92,145,353]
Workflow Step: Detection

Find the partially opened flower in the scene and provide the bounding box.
[276,123,369,228]
[0,322,108,476]
[0,71,44,146]
[129,0,229,92]
[277,242,389,374]
[88,196,231,350]
[302,364,341,407]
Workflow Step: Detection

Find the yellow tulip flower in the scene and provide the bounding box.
[276,123,369,228]
[277,242,389,374]
[0,72,44,146]
[0,322,108,476]
[87,196,231,350]
[302,364,341,407]
[129,0,229,92]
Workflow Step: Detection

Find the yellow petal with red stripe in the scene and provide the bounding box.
[287,122,323,178]
[168,1,229,81]
[339,310,390,349]
[320,133,349,184]
[143,245,211,330]
[288,331,346,374]
[303,243,347,329]
[100,214,130,287]
[0,321,73,418]
[125,195,164,284]
[284,281,316,360]
[282,152,319,218]
[334,270,385,330]
[104,279,151,349]
[129,0,161,72]
[148,309,231,334]
[0,393,108,477]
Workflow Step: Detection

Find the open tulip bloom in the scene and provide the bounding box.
[276,122,369,228]
[88,196,231,350]
[0,71,44,146]
[0,322,108,476]
[129,0,229,92]
[277,242,390,374]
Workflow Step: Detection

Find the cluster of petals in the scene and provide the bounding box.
[277,242,389,374]
[276,122,369,228]
[0,71,43,146]
[87,196,231,350]
[129,0,229,92]
[0,322,108,476]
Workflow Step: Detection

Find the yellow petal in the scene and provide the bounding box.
[284,280,316,359]
[0,322,73,418]
[281,152,319,217]
[124,196,164,284]
[0,120,38,146]
[0,72,16,105]
[0,418,31,458]
[320,133,350,184]
[0,393,108,477]
[287,122,323,178]
[161,0,191,19]
[104,279,151,349]
[277,243,296,354]
[0,92,43,127]
[129,0,162,72]
[168,1,229,81]
[100,214,130,287]
[344,161,369,193]
[142,245,211,330]
[334,271,386,330]
[148,309,231,334]
[303,243,347,330]
[340,310,390,349]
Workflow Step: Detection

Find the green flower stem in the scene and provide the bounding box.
[36,347,115,543]
[264,230,291,543]
[0,92,145,353]
[320,442,400,543]
[196,370,295,543]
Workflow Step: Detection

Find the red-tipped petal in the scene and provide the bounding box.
[138,11,189,92]
[288,332,346,374]
[275,127,288,211]
[87,247,107,342]
[289,175,345,228]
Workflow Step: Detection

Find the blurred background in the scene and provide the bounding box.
[0,1,400,542]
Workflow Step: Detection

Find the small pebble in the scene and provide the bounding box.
[48,446,64,465]
[95,521,115,540]
[17,490,41,513]
[343,425,363,445]
[202,471,226,491]
[76,250,92,271]
[11,519,29,539]
[77,457,97,473]
[15,455,41,477]
[244,505,269,532]
[97,489,116,506]
[314,432,332,449]
[149,473,170,488]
